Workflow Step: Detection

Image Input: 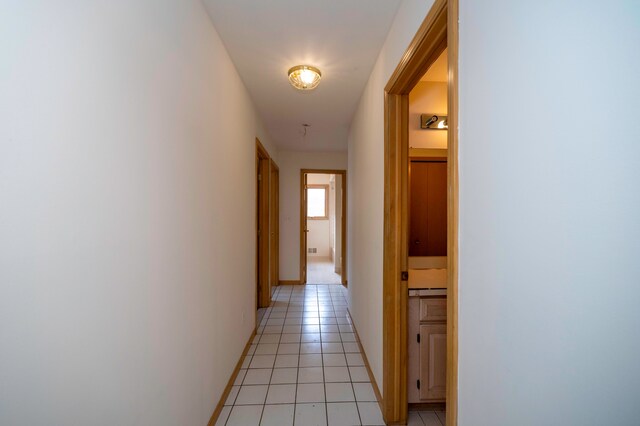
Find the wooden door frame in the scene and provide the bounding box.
[270,160,279,290]
[299,169,347,285]
[382,0,458,425]
[256,138,271,308]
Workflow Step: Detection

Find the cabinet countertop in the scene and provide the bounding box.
[408,288,447,297]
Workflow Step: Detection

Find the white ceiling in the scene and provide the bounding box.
[203,0,402,152]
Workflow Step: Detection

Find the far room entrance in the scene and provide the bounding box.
[300,169,347,285]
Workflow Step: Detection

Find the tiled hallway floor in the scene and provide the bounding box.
[216,285,386,426]
[407,410,446,426]
[306,257,343,284]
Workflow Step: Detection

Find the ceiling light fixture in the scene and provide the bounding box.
[288,65,322,90]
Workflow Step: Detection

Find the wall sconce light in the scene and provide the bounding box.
[421,114,448,130]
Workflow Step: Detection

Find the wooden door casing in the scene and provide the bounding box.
[256,139,271,308]
[299,169,347,285]
[270,161,279,289]
[302,173,308,284]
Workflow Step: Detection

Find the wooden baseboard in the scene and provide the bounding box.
[409,402,446,411]
[279,280,302,285]
[207,329,257,426]
[347,309,384,415]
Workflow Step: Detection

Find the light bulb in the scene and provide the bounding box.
[300,69,315,85]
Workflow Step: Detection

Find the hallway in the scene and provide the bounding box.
[217,285,383,425]
[3,1,638,425]
[306,257,343,285]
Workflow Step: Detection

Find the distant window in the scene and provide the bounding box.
[307,185,328,219]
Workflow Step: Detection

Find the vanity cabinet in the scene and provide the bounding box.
[419,323,447,400]
[408,295,447,403]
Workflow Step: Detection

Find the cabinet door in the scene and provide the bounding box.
[419,324,447,400]
[407,298,422,403]
[419,298,447,322]
[409,161,447,256]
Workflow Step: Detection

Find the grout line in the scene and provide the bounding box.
[228,285,355,426]
[246,288,273,426]
[290,286,300,426]
[315,286,330,426]
[256,286,284,426]
[336,286,363,426]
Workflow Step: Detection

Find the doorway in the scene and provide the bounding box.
[270,160,279,293]
[256,139,278,310]
[382,0,458,425]
[299,169,347,285]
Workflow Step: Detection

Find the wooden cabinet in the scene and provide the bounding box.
[420,298,447,322]
[408,295,446,403]
[409,160,447,256]
[419,323,447,400]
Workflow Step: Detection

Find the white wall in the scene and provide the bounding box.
[349,0,640,423]
[0,1,276,424]
[306,174,332,258]
[278,151,347,281]
[347,0,436,389]
[457,1,640,425]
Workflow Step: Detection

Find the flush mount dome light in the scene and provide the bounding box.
[288,65,322,90]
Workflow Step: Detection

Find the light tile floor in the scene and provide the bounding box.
[217,284,386,426]
[407,410,446,426]
[307,257,343,284]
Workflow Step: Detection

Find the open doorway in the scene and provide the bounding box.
[406,48,449,415]
[299,169,347,285]
[382,0,458,425]
[256,139,271,309]
[256,139,279,316]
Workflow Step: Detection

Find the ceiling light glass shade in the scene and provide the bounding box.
[288,65,322,90]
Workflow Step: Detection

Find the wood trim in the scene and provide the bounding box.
[445,1,459,425]
[411,157,447,163]
[409,148,448,158]
[384,0,448,95]
[207,329,257,426]
[299,169,348,285]
[256,138,271,308]
[340,171,347,286]
[383,91,410,425]
[382,0,458,424]
[306,184,330,220]
[256,138,269,159]
[270,159,280,287]
[278,280,302,285]
[301,169,347,175]
[299,171,307,284]
[409,402,446,412]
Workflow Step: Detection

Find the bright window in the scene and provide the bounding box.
[307,185,328,219]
